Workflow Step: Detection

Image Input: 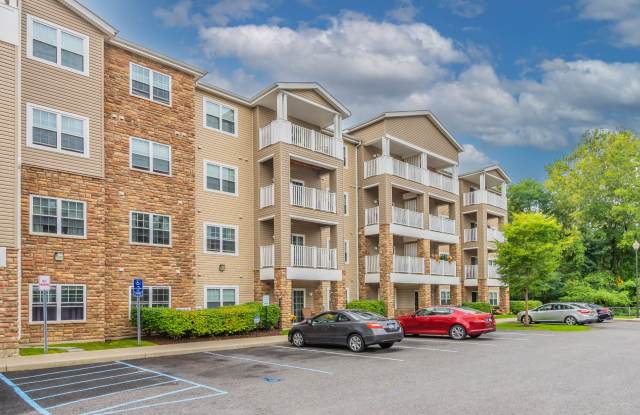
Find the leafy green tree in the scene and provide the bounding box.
[497,212,564,324]
[507,179,553,217]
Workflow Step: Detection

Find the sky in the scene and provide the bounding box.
[81,0,640,182]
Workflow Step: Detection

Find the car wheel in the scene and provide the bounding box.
[379,342,394,349]
[521,315,533,324]
[291,331,305,347]
[347,334,366,353]
[565,316,578,326]
[449,324,467,340]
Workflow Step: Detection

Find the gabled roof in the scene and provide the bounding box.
[59,0,117,37]
[250,82,351,117]
[460,164,511,183]
[344,110,463,152]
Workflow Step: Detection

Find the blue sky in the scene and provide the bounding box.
[82,0,640,182]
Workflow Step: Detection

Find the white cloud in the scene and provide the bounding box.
[386,0,419,23]
[578,0,640,47]
[153,0,193,28]
[439,0,486,18]
[459,144,494,172]
[153,0,268,27]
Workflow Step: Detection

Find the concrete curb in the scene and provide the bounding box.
[0,335,288,373]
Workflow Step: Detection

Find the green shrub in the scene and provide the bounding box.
[131,302,280,339]
[509,300,543,314]
[346,300,387,316]
[462,302,493,313]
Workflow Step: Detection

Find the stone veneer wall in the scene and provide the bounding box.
[0,249,19,356]
[103,44,197,338]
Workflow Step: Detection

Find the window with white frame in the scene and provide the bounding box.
[205,161,237,195]
[345,287,350,304]
[344,240,350,264]
[129,286,171,312]
[204,98,237,135]
[343,192,349,215]
[204,223,237,254]
[27,104,88,156]
[205,286,238,308]
[489,291,499,306]
[130,63,171,105]
[30,284,85,323]
[31,195,86,237]
[28,16,88,74]
[130,212,171,246]
[130,137,171,175]
[343,145,348,167]
[440,289,451,305]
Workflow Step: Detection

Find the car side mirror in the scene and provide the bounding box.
[411,313,417,318]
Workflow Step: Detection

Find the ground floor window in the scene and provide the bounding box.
[129,286,171,313]
[440,289,451,305]
[205,286,238,308]
[489,291,499,306]
[30,284,85,323]
[292,289,305,321]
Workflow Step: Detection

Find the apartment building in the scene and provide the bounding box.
[0,0,509,356]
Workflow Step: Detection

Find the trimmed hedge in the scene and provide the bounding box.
[131,302,280,339]
[509,300,542,314]
[462,302,493,313]
[346,300,387,316]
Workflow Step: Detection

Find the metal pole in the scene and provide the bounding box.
[635,249,639,319]
[43,291,48,354]
[136,296,141,346]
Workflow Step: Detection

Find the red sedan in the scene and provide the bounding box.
[397,306,496,340]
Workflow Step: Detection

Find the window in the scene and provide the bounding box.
[205,286,238,308]
[30,284,85,323]
[30,195,86,238]
[130,137,171,175]
[343,192,349,215]
[130,63,171,105]
[344,240,350,264]
[204,98,237,135]
[489,291,499,306]
[27,104,89,157]
[27,16,88,75]
[129,286,171,312]
[440,290,451,305]
[204,223,238,255]
[343,145,348,167]
[130,212,171,246]
[204,161,238,195]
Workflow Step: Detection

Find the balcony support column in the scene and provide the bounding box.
[381,137,390,156]
[274,268,293,328]
[358,229,376,300]
[276,92,288,120]
[379,224,395,318]
[451,284,462,306]
[331,278,346,309]
[480,172,486,191]
[500,285,510,313]
[417,284,432,308]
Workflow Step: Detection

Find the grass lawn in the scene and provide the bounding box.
[497,321,590,332]
[494,314,516,319]
[19,339,156,356]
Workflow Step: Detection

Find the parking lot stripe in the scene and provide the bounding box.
[0,372,50,415]
[204,351,333,374]
[394,345,459,353]
[24,369,144,392]
[16,366,131,386]
[116,361,228,394]
[77,386,199,415]
[492,332,555,337]
[485,336,528,341]
[271,346,404,362]
[9,363,120,381]
[401,338,497,347]
[97,392,226,415]
[34,374,164,401]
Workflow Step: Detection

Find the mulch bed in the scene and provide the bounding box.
[143,329,284,345]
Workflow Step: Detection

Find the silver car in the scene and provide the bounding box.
[517,302,598,325]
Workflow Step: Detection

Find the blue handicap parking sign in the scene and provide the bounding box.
[133,278,144,298]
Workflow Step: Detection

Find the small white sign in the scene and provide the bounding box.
[38,275,51,292]
[262,295,270,307]
[0,247,6,268]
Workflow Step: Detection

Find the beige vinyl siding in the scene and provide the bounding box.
[21,0,105,178]
[195,90,255,307]
[351,120,385,144]
[0,40,17,247]
[385,117,459,162]
[289,89,337,113]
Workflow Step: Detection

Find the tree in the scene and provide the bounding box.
[507,179,553,217]
[497,212,564,324]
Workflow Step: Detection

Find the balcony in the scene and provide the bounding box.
[430,259,456,276]
[365,206,379,226]
[463,190,507,210]
[429,215,456,234]
[464,264,478,279]
[392,206,423,229]
[260,184,274,208]
[259,120,342,159]
[365,255,379,273]
[487,228,505,243]
[291,245,337,269]
[364,156,427,185]
[488,264,500,278]
[464,228,478,242]
[393,255,425,274]
[290,183,336,213]
[429,170,456,193]
[260,245,274,268]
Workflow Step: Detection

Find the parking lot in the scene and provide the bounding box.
[2,321,640,415]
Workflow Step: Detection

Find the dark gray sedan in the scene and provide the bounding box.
[288,310,404,352]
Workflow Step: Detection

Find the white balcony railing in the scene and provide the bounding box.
[259,184,274,208]
[365,255,379,273]
[430,259,457,276]
[465,264,478,279]
[488,264,500,278]
[365,206,379,226]
[291,245,337,269]
[290,183,336,213]
[428,170,456,193]
[260,245,274,268]
[463,190,507,209]
[464,228,478,242]
[393,255,425,274]
[259,120,342,159]
[364,156,428,185]
[392,206,423,229]
[429,215,456,234]
[487,228,505,243]
[486,191,507,210]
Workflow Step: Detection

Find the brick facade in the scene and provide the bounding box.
[0,249,19,357]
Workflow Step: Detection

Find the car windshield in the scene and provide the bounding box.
[458,307,484,314]
[348,310,386,321]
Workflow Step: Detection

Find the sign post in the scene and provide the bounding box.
[38,275,51,354]
[262,295,270,331]
[133,279,144,346]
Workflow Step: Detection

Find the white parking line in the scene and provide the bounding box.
[271,345,404,362]
[78,386,199,415]
[98,392,225,415]
[16,366,131,386]
[394,345,458,353]
[401,338,497,347]
[34,375,164,401]
[492,331,555,337]
[204,352,333,374]
[10,363,120,381]
[484,336,529,341]
[24,370,144,392]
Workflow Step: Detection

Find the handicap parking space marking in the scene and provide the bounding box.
[0,372,50,415]
[203,351,333,375]
[23,369,146,393]
[394,345,458,353]
[271,345,405,362]
[34,374,167,401]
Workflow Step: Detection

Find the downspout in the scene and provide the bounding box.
[16,0,23,343]
[354,141,361,300]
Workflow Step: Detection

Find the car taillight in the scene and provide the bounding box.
[578,309,591,315]
[602,308,609,313]
[367,323,384,329]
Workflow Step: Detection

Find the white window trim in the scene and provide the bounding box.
[291,233,306,246]
[128,285,172,315]
[26,103,90,158]
[129,211,172,247]
[203,285,240,308]
[344,240,350,264]
[440,288,451,305]
[489,290,499,306]
[28,283,87,324]
[129,136,172,176]
[291,179,305,187]
[202,96,238,138]
[203,159,239,197]
[29,194,87,239]
[345,287,350,304]
[203,222,239,256]
[292,288,306,308]
[343,145,348,168]
[324,286,331,310]
[343,192,349,216]
[26,15,90,76]
[129,62,173,107]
